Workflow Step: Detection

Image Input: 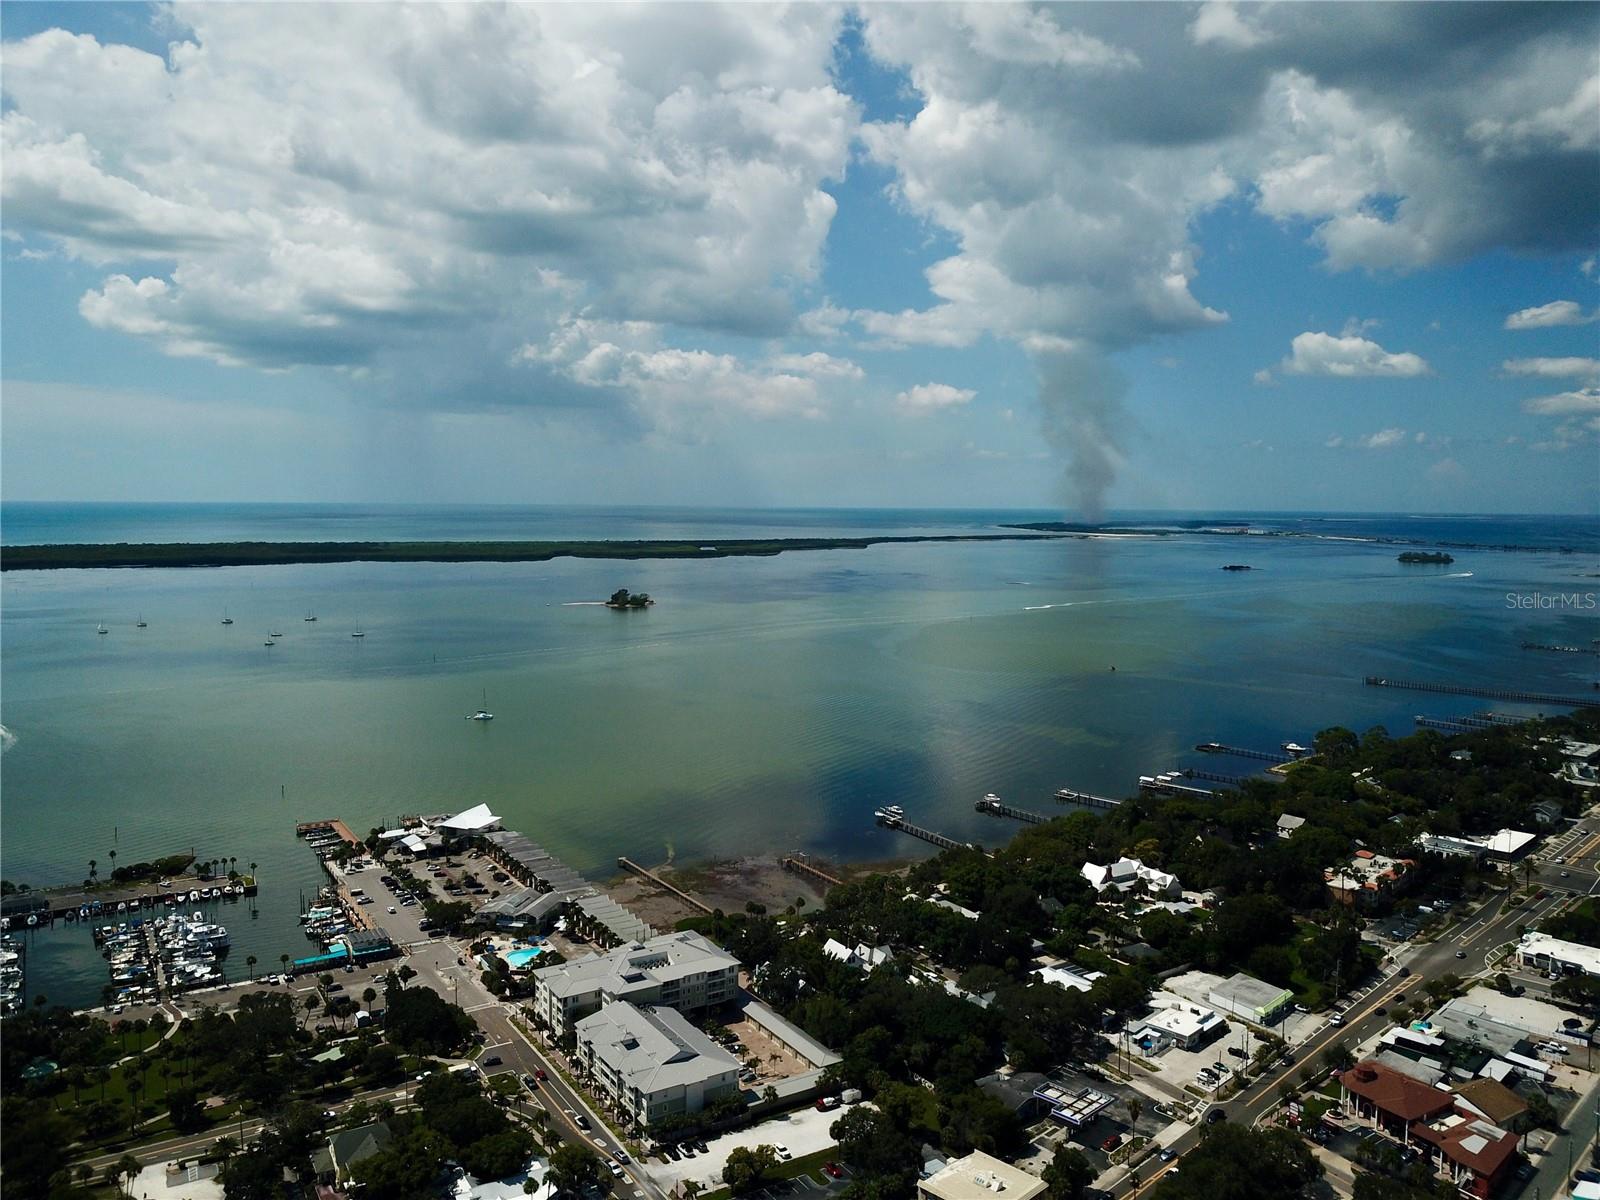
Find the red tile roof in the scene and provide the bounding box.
[1412,1113,1518,1179]
[1340,1062,1455,1122]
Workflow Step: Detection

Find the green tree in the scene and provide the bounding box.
[167,1085,206,1133]
[1152,1125,1320,1200]
[548,1143,602,1197]
[1042,1145,1095,1200]
[723,1145,781,1195]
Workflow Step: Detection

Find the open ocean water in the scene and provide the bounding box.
[2,503,1597,1008]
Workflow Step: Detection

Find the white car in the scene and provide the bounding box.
[387,905,397,914]
[775,1146,792,1161]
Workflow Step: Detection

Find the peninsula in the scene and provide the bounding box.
[0,532,1063,572]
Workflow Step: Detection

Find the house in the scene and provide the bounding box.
[1032,963,1105,994]
[1452,1078,1529,1130]
[574,1001,741,1129]
[315,1121,392,1183]
[1206,972,1293,1026]
[918,1150,1046,1200]
[1531,799,1564,827]
[1515,931,1600,978]
[451,1156,558,1200]
[530,930,739,1034]
[1326,849,1414,909]
[1080,857,1180,898]
[1276,814,1306,839]
[822,939,894,971]
[1410,1110,1519,1198]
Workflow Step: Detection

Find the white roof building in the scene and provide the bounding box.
[575,1001,741,1128]
[452,1158,558,1200]
[1516,931,1600,978]
[1081,857,1180,898]
[822,939,894,970]
[440,803,502,832]
[530,929,739,1032]
[1140,1003,1224,1049]
[918,1150,1046,1200]
[1276,814,1306,838]
[1033,963,1105,994]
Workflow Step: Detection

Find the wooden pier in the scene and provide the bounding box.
[1053,787,1122,810]
[782,856,843,890]
[1522,642,1600,657]
[1182,768,1273,787]
[616,857,713,915]
[1414,715,1481,733]
[1195,742,1298,764]
[873,810,982,854]
[1364,676,1599,709]
[1139,776,1214,798]
[974,795,1049,825]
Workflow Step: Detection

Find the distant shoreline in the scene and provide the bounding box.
[0,532,1067,571]
[1002,521,1587,554]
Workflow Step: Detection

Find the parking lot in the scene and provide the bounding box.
[643,1103,852,1192]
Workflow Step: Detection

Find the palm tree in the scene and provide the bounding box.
[229,856,237,877]
[107,849,118,879]
[1127,1097,1142,1129]
[246,955,258,982]
[362,987,377,1013]
[212,1136,237,1163]
[88,858,98,884]
[127,1078,145,1132]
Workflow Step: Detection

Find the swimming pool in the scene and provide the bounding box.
[504,945,549,969]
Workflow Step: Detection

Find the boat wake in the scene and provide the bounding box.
[1444,571,1474,578]
[0,725,12,753]
[1023,602,1076,611]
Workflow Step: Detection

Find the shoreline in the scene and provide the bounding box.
[0,532,1066,571]
[1002,521,1591,554]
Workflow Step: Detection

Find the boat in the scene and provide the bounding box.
[304,612,317,622]
[351,619,365,639]
[467,689,494,721]
[97,624,108,635]
[136,615,147,628]
[269,630,284,638]
[265,637,276,647]
[222,611,233,625]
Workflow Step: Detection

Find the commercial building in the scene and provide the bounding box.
[475,829,653,944]
[574,1001,741,1129]
[1080,857,1180,898]
[1515,931,1600,978]
[1338,1062,1520,1199]
[1206,972,1293,1026]
[530,929,739,1033]
[1138,1003,1225,1051]
[918,1150,1047,1200]
[1419,829,1537,861]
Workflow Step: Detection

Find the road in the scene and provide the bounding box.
[1117,814,1600,1198]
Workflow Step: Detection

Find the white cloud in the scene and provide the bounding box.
[1189,2,1271,49]
[1252,368,1275,386]
[767,352,864,380]
[1523,388,1600,416]
[1426,457,1467,484]
[895,382,976,414]
[1359,427,1408,449]
[1501,357,1600,382]
[1281,331,1430,378]
[1504,300,1600,329]
[1,6,857,416]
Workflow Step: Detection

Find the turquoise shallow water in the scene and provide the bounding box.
[2,506,1596,1006]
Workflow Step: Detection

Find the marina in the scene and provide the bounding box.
[0,874,258,931]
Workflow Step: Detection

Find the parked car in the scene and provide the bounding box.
[1100,1134,1122,1152]
[824,1163,845,1178]
[775,1145,792,1161]
[607,1160,624,1178]
[816,1095,842,1111]
[1227,1047,1245,1058]
[482,1055,502,1067]
[1158,1149,1177,1163]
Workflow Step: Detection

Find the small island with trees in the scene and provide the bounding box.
[606,588,653,609]
[1397,551,1454,564]
[1221,563,1253,571]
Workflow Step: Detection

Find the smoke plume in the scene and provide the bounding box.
[1036,349,1129,522]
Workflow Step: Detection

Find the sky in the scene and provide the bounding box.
[2,2,1597,514]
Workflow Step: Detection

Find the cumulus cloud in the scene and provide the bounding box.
[1189,2,1271,49]
[1281,332,1431,378]
[1523,388,1600,416]
[1359,427,1408,449]
[3,5,856,412]
[1501,357,1600,382]
[895,382,976,414]
[1504,300,1600,329]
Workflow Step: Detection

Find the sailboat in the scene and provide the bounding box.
[350,618,365,639]
[221,611,234,626]
[97,623,109,635]
[136,615,148,628]
[269,629,284,638]
[304,612,317,622]
[467,689,494,721]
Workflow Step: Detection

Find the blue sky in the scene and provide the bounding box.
[3,2,1597,513]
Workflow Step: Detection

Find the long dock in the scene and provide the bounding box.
[782,856,843,890]
[2,875,259,928]
[873,810,981,854]
[1414,715,1481,733]
[1182,769,1274,787]
[1364,677,1600,709]
[296,819,362,846]
[974,795,1049,824]
[616,857,713,915]
[1195,742,1297,764]
[1053,787,1122,810]
[1140,775,1214,798]
[1523,642,1600,657]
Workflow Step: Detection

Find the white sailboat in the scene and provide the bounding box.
[136,615,147,628]
[221,610,234,626]
[97,623,108,635]
[467,689,494,721]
